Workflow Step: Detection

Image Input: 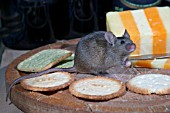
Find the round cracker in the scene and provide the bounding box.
[69,76,126,100]
[21,72,74,91]
[17,49,72,72]
[126,74,170,95]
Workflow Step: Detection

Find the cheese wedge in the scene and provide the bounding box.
[106,7,170,69]
[132,58,170,69]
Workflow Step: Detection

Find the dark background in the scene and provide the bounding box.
[0,0,170,50]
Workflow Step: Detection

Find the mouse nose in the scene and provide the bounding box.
[125,43,136,52]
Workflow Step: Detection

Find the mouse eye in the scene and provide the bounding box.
[121,40,125,44]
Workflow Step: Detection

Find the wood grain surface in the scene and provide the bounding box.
[5,39,170,113]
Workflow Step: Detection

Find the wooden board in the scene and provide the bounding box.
[5,39,170,113]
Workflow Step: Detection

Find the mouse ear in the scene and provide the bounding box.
[105,31,116,46]
[123,29,130,39]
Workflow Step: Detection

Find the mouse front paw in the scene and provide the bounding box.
[125,60,131,67]
[122,59,131,67]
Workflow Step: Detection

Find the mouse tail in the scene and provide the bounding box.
[6,67,76,102]
[6,74,35,102]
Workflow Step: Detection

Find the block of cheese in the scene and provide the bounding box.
[106,7,170,69]
[131,58,170,69]
[107,6,170,56]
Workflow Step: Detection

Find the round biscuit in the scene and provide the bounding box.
[126,74,170,95]
[69,76,126,100]
[21,72,74,91]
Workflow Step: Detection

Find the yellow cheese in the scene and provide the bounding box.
[107,7,170,56]
[106,7,170,69]
[132,58,170,69]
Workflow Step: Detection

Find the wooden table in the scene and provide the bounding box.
[5,39,170,113]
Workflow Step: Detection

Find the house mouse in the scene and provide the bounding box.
[6,30,136,102]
